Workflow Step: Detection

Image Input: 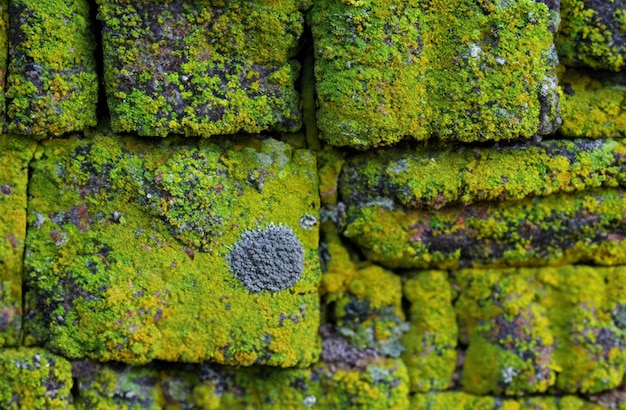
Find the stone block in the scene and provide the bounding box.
[96,0,308,137]
[24,134,321,367]
[0,348,73,410]
[0,136,36,347]
[6,0,97,136]
[311,0,559,149]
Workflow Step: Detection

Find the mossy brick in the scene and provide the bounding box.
[455,266,626,395]
[411,392,607,410]
[321,232,408,358]
[401,271,457,393]
[556,0,626,71]
[310,0,559,149]
[96,0,309,138]
[6,0,97,137]
[23,134,321,367]
[559,67,626,138]
[340,138,626,210]
[342,188,626,270]
[0,347,73,410]
[0,136,36,347]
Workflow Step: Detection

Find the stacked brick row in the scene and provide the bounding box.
[0,0,625,409]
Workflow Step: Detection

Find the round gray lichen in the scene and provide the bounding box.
[229,225,304,292]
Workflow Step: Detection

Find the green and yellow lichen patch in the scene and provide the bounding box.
[343,188,626,269]
[411,392,607,410]
[0,135,37,347]
[6,0,97,136]
[24,133,321,367]
[0,1,8,130]
[0,348,73,409]
[559,67,626,138]
[402,271,457,393]
[96,0,309,138]
[340,138,626,210]
[556,0,626,71]
[311,0,559,149]
[455,266,626,395]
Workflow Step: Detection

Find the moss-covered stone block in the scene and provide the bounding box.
[559,67,626,138]
[6,0,97,136]
[0,136,36,347]
[311,0,559,149]
[557,0,626,71]
[24,134,321,367]
[411,392,607,410]
[343,188,626,269]
[340,138,626,210]
[402,271,457,393]
[455,266,626,395]
[96,0,309,138]
[0,348,73,409]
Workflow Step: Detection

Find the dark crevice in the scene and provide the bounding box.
[297,21,321,151]
[87,0,110,126]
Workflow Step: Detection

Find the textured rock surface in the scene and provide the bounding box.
[97,0,308,137]
[0,136,36,347]
[0,348,73,410]
[557,0,626,71]
[6,0,97,136]
[559,67,626,138]
[340,138,626,209]
[343,188,626,269]
[413,391,607,409]
[311,0,559,149]
[24,134,321,366]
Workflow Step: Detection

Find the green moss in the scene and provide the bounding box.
[401,271,457,393]
[559,67,626,138]
[455,266,626,395]
[556,0,626,71]
[340,138,626,210]
[24,133,321,367]
[0,348,73,409]
[311,0,558,148]
[6,0,97,136]
[0,136,37,347]
[412,392,607,410]
[0,1,8,130]
[97,0,310,138]
[343,188,626,269]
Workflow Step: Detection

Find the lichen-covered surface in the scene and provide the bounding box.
[311,0,559,149]
[0,0,8,131]
[456,266,626,395]
[402,271,457,393]
[556,0,626,71]
[559,67,626,138]
[0,347,73,409]
[340,138,626,209]
[412,391,607,409]
[0,136,36,347]
[6,0,97,136]
[23,133,321,367]
[343,188,626,269]
[96,0,308,138]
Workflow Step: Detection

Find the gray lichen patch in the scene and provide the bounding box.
[230,224,304,293]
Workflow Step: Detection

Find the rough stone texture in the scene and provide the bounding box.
[557,0,626,71]
[0,348,73,409]
[96,0,309,138]
[311,0,559,149]
[401,271,457,393]
[73,357,409,410]
[559,67,626,138]
[456,266,626,395]
[342,188,626,270]
[0,136,36,347]
[6,0,97,136]
[0,1,8,131]
[412,391,607,409]
[23,134,321,367]
[340,138,626,210]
